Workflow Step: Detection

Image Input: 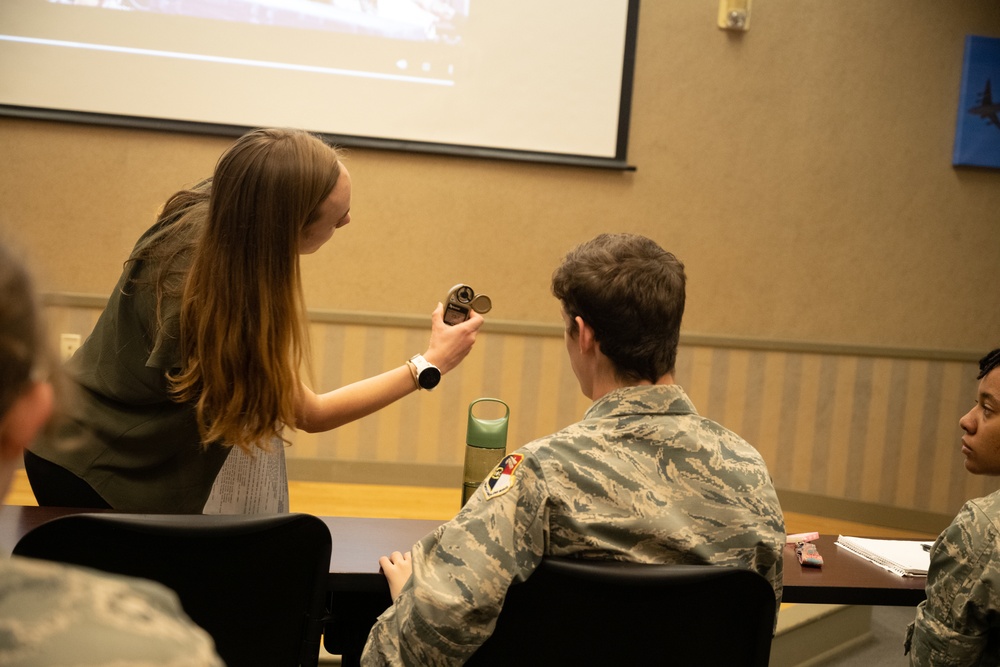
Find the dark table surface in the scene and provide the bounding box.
[0,504,438,576]
[781,534,927,606]
[2,506,928,606]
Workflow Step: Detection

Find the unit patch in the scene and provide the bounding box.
[483,454,524,500]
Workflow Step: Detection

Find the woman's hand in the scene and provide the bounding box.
[422,302,484,374]
[379,550,413,601]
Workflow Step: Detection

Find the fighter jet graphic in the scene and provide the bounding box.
[968,79,1000,130]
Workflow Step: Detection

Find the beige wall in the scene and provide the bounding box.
[4,2,1000,528]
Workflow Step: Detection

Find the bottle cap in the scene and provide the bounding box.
[466,398,509,449]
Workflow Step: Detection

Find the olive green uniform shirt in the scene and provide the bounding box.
[30,220,230,513]
[363,384,785,666]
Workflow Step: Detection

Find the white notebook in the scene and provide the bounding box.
[835,535,933,577]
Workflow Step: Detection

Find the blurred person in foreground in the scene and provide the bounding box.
[0,240,223,666]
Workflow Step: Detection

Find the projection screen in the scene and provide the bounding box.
[0,0,640,169]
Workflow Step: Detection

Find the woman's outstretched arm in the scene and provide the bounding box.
[294,303,483,433]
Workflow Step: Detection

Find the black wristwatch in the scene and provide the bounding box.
[409,354,441,390]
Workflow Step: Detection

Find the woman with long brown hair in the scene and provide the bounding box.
[25,128,483,513]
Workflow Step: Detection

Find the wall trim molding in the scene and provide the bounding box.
[43,291,981,362]
[777,490,952,535]
[286,458,463,489]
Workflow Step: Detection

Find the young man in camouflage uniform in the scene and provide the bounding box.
[362,233,786,665]
[906,348,1000,665]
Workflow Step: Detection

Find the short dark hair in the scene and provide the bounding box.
[977,348,1000,380]
[551,233,686,383]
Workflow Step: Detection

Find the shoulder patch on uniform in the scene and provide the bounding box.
[483,454,524,500]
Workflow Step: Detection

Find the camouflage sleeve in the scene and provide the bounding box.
[0,558,223,667]
[905,500,1000,666]
[362,452,549,666]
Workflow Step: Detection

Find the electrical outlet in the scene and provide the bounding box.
[718,0,751,30]
[60,333,81,361]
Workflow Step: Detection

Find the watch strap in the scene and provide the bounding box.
[405,359,421,390]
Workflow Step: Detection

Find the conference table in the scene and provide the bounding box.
[781,534,927,607]
[0,506,929,664]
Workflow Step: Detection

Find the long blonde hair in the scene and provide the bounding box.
[169,128,341,451]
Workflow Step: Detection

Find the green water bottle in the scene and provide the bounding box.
[462,398,510,506]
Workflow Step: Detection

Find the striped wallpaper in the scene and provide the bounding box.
[43,297,990,525]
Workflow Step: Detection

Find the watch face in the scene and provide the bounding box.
[419,366,442,389]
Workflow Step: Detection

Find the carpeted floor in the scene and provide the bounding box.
[816,606,915,666]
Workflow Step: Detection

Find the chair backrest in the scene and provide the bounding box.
[13,512,331,667]
[464,558,776,667]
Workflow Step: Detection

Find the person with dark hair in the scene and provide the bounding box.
[906,347,1000,665]
[362,233,785,665]
[25,127,483,513]
[0,240,223,666]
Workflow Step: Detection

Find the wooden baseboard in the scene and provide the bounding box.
[286,458,463,489]
[285,458,954,535]
[776,490,951,536]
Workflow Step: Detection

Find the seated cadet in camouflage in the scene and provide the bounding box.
[905,348,1000,666]
[362,233,786,666]
[0,241,222,667]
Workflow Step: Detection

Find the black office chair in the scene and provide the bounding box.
[13,512,332,667]
[464,558,777,667]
